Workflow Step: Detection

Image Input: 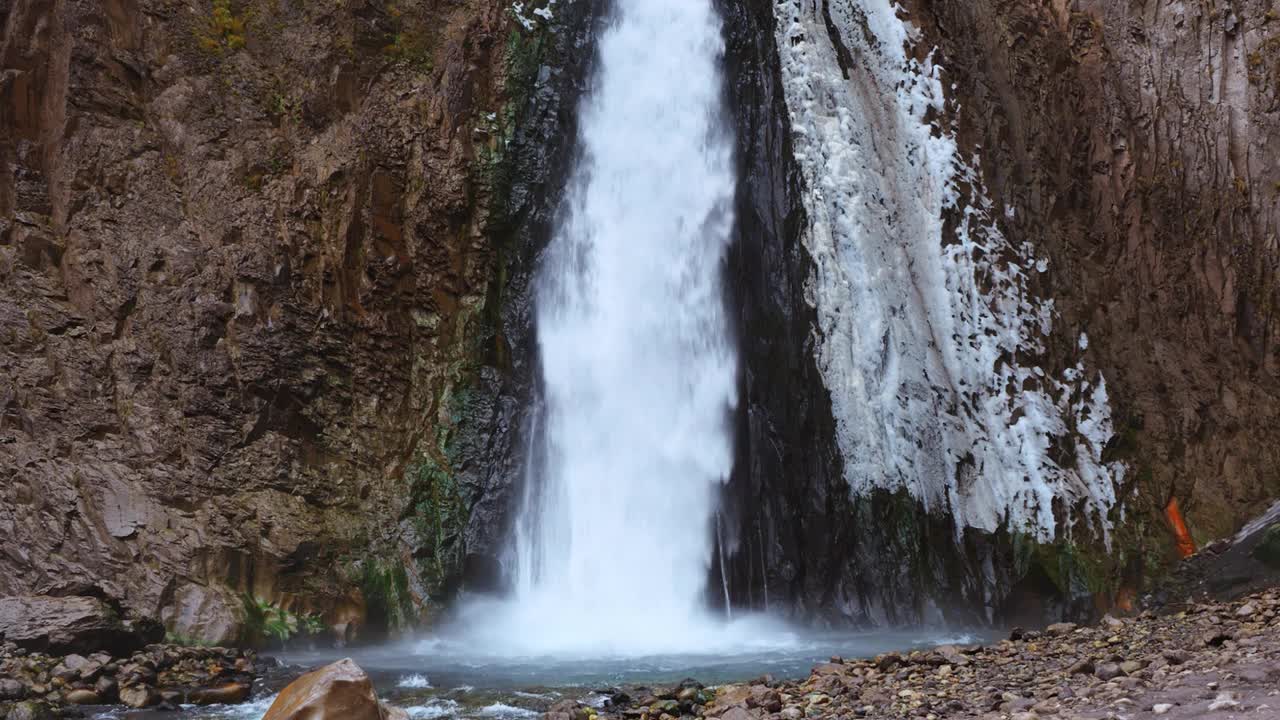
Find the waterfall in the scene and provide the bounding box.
[493,0,739,654]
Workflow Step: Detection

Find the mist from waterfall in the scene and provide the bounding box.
[457,0,761,655]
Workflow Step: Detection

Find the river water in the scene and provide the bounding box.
[93,622,988,720]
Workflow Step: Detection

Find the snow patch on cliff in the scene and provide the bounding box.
[772,0,1123,541]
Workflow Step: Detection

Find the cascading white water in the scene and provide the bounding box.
[470,0,744,655]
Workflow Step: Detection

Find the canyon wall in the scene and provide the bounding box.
[718,0,1280,626]
[0,0,589,642]
[2,0,1278,638]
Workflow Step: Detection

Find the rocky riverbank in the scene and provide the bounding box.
[0,594,274,717]
[557,590,1280,720]
[0,642,271,718]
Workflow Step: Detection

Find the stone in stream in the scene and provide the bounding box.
[263,658,404,720]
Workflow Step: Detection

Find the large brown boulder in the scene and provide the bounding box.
[263,658,397,720]
[0,596,162,654]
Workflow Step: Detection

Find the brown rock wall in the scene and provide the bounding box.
[0,0,522,635]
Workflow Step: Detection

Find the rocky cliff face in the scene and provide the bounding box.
[919,0,1280,544]
[0,0,585,642]
[3,0,1277,639]
[717,0,1280,626]
[913,0,1280,614]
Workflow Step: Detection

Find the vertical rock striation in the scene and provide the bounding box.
[717,0,1280,625]
[0,0,591,640]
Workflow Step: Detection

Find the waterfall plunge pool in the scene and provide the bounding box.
[92,617,996,720]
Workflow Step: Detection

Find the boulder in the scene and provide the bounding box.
[0,596,162,654]
[262,658,390,720]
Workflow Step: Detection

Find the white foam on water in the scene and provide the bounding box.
[478,703,541,718]
[404,699,462,719]
[399,673,433,689]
